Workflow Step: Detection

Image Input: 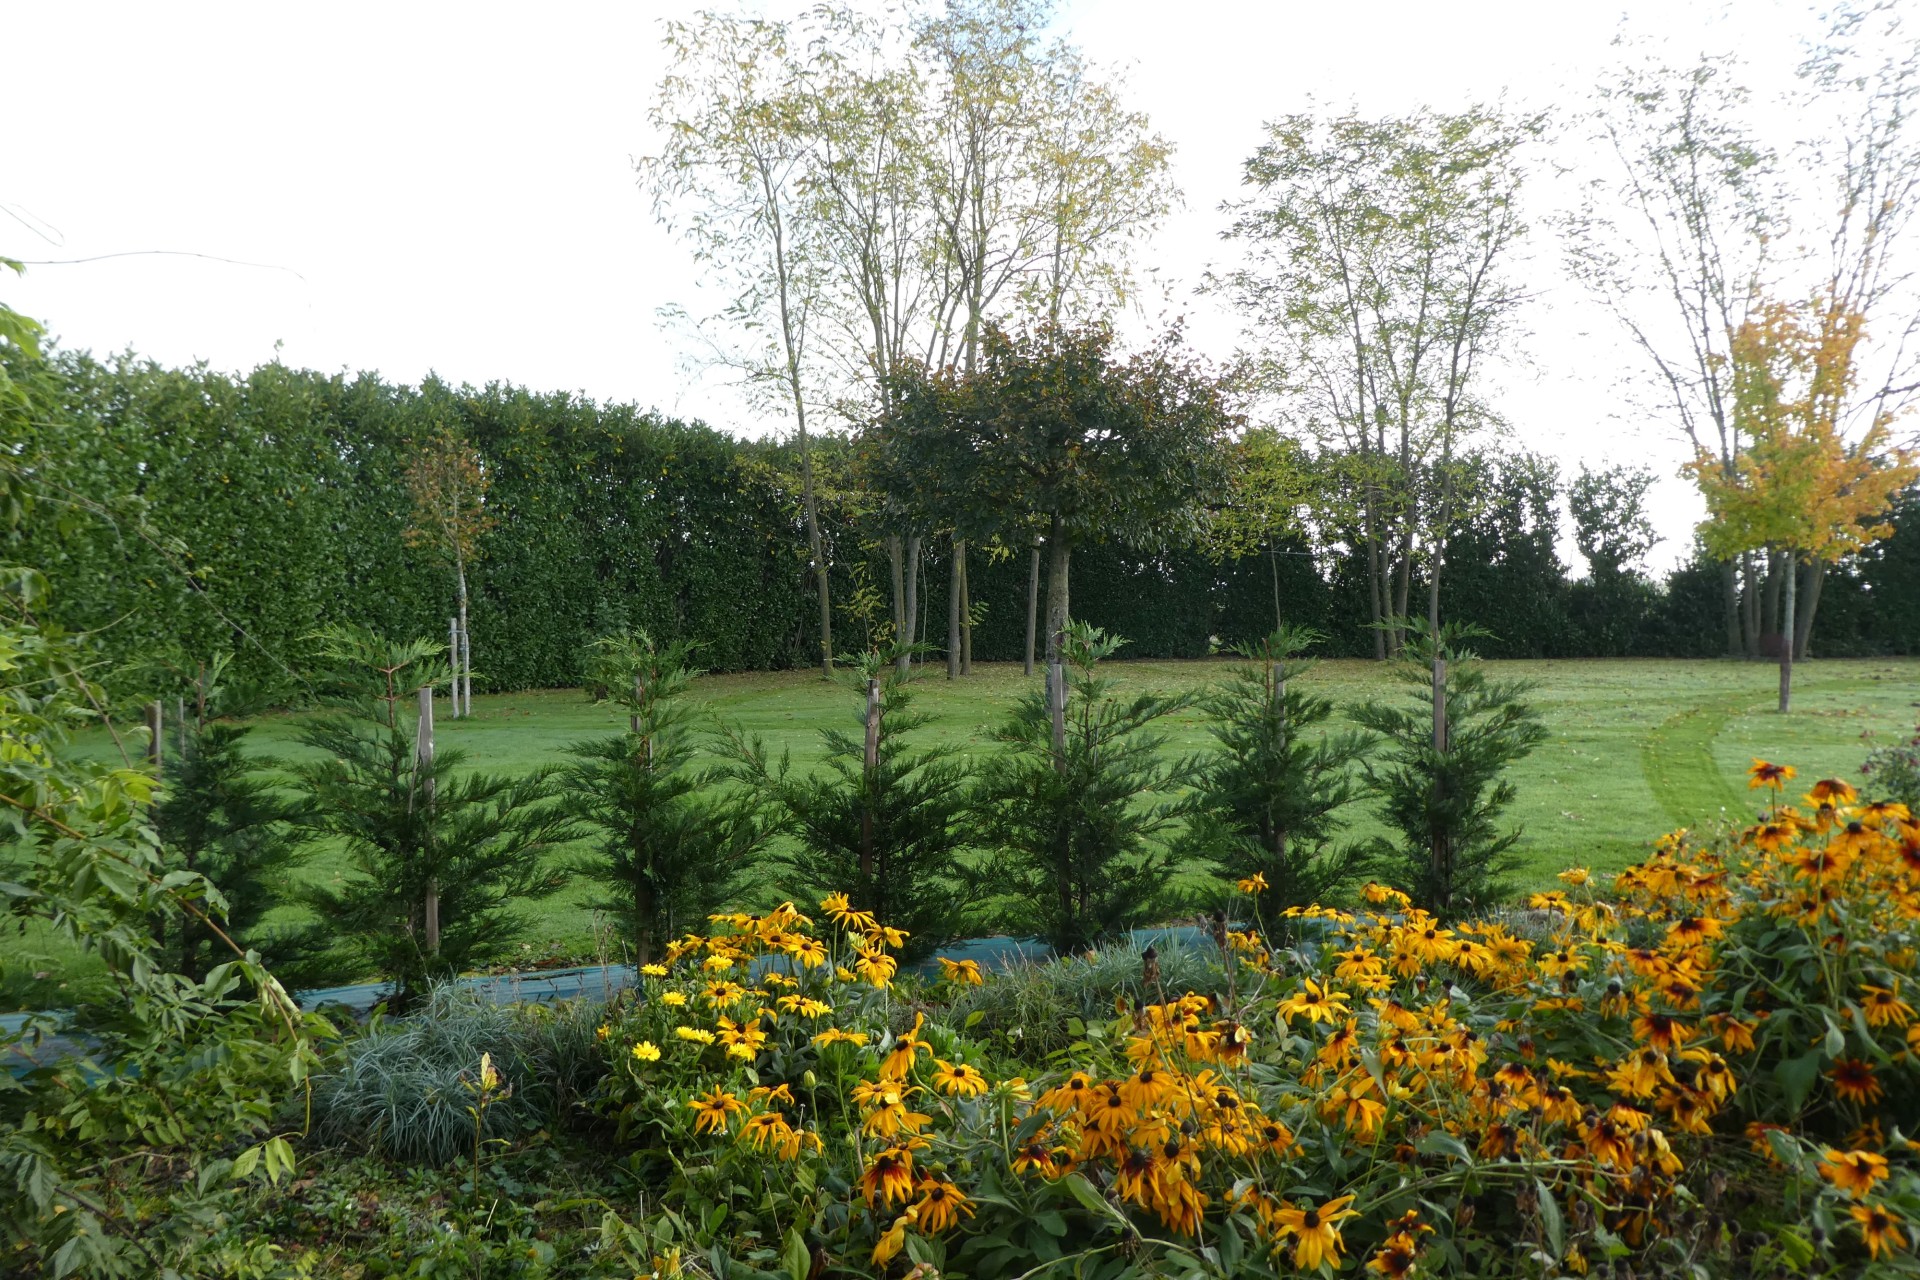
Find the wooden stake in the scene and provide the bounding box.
[1048,646,1067,774]
[861,674,880,882]
[417,685,440,957]
[145,700,164,775]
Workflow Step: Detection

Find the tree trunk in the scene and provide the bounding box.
[959,550,972,675]
[416,686,439,959]
[862,675,880,882]
[1430,653,1449,901]
[902,535,921,672]
[1269,540,1283,632]
[1741,552,1761,659]
[1794,559,1825,660]
[1024,543,1041,677]
[1045,515,1071,666]
[888,533,906,656]
[448,617,462,718]
[145,700,164,775]
[1778,554,1797,714]
[1046,516,1071,775]
[947,536,964,679]
[1721,561,1741,658]
[1762,549,1784,640]
[1364,487,1386,659]
[454,557,471,719]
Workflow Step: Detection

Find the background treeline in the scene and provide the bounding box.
[15,351,1918,696]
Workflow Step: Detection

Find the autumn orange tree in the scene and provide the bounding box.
[404,426,496,717]
[1691,295,1919,712]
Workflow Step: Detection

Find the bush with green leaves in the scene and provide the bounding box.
[939,936,1227,1059]
[1863,716,1920,810]
[0,578,326,1277]
[1349,619,1546,916]
[727,647,978,957]
[974,622,1195,954]
[1184,626,1370,910]
[285,626,579,1005]
[560,631,762,964]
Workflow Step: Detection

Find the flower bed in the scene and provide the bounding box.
[580,767,1920,1276]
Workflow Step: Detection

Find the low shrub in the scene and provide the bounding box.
[310,985,608,1166]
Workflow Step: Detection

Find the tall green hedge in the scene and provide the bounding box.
[13,352,1917,698]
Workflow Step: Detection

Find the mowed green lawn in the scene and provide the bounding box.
[7,656,1917,1007]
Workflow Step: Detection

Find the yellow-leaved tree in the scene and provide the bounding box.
[404,427,495,718]
[1690,295,1919,712]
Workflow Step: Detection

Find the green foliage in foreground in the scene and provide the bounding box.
[0,578,328,1279]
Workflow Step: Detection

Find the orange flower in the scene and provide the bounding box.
[1851,1202,1907,1261]
[1830,1058,1884,1106]
[1749,760,1796,790]
[1819,1148,1890,1198]
[1808,777,1858,806]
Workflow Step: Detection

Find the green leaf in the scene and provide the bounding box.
[1060,1172,1116,1221]
[1415,1131,1474,1165]
[1535,1180,1564,1258]
[1775,1049,1823,1112]
[781,1225,809,1280]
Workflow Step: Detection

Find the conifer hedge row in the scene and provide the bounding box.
[14,352,1917,698]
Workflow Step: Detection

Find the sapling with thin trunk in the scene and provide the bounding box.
[1185,626,1371,912]
[287,626,576,1007]
[1348,619,1545,917]
[725,645,977,958]
[560,631,762,964]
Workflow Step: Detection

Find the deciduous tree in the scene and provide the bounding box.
[1217,107,1535,656]
[1690,295,1920,711]
[403,426,493,718]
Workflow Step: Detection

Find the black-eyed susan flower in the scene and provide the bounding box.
[937,956,985,986]
[688,1087,746,1134]
[1819,1148,1890,1198]
[1749,759,1795,790]
[1272,1195,1359,1271]
[1862,984,1915,1028]
[1236,872,1269,895]
[1278,978,1351,1026]
[1830,1058,1884,1106]
[932,1059,990,1098]
[1851,1202,1907,1261]
[1809,777,1859,805]
[913,1179,974,1233]
[880,1012,932,1080]
[861,1147,916,1206]
[870,1206,916,1266]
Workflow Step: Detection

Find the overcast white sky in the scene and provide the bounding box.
[5,1,1846,572]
